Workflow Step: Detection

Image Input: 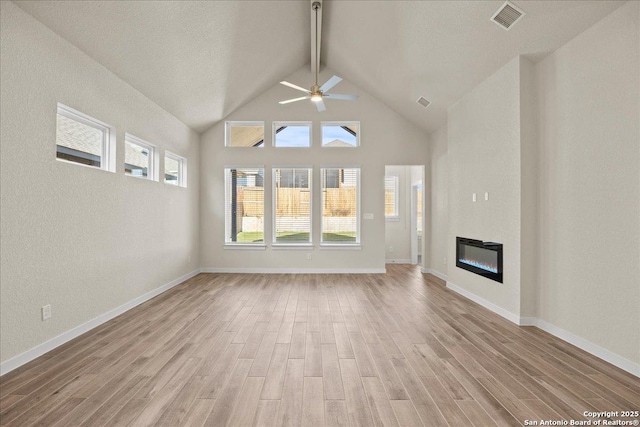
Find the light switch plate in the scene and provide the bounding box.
[472,193,477,202]
[485,192,489,201]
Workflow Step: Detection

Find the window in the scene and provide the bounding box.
[321,122,359,147]
[385,175,399,220]
[273,122,312,147]
[225,122,265,147]
[416,184,423,237]
[125,134,156,180]
[225,167,265,244]
[164,152,186,187]
[321,168,360,244]
[273,168,312,244]
[56,103,114,171]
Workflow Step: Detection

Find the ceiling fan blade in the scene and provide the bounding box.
[279,96,311,105]
[319,75,342,93]
[280,81,310,93]
[316,99,326,112]
[324,93,358,101]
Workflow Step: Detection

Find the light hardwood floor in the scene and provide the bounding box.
[1,265,638,426]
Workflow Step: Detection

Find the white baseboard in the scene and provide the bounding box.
[424,268,448,282]
[446,281,521,324]
[201,267,386,274]
[532,318,639,377]
[445,281,640,378]
[518,317,538,326]
[385,259,412,264]
[0,269,201,376]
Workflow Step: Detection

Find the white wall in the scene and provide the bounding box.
[200,66,429,272]
[535,0,639,365]
[428,125,448,278]
[0,2,200,365]
[447,56,524,317]
[429,1,639,370]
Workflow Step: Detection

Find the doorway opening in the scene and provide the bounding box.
[384,165,425,268]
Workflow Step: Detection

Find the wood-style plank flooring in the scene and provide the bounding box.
[1,265,638,426]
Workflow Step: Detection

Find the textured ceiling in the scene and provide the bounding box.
[14,0,625,134]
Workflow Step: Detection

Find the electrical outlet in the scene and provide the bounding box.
[306,253,312,260]
[472,193,477,202]
[42,304,51,321]
[389,246,394,253]
[443,257,447,265]
[485,192,489,201]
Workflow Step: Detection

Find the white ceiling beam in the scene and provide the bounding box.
[310,0,323,76]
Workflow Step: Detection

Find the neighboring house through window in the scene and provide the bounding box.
[55,103,115,171]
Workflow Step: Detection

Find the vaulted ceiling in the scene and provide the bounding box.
[14,0,625,134]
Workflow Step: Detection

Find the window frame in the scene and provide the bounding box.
[320,166,361,247]
[55,103,115,172]
[272,166,313,247]
[124,133,157,181]
[164,151,187,187]
[321,121,360,148]
[224,166,266,248]
[384,175,400,221]
[225,121,265,148]
[272,121,313,148]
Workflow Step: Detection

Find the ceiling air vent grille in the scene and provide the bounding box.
[416,97,431,108]
[491,1,525,31]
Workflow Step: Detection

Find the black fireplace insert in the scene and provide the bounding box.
[456,237,503,283]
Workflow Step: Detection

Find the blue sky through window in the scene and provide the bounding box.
[274,125,310,147]
[322,126,357,146]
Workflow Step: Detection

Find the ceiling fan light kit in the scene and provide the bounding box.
[278,0,358,112]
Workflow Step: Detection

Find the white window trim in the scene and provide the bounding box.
[272,121,313,148]
[272,166,313,246]
[56,103,116,172]
[164,151,187,187]
[320,166,361,247]
[321,121,360,147]
[124,133,157,181]
[224,244,266,250]
[225,121,265,147]
[224,165,266,247]
[385,175,400,221]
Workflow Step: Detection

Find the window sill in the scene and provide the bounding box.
[319,244,361,250]
[272,244,313,250]
[56,157,113,173]
[224,244,266,250]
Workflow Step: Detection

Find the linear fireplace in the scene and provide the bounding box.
[456,237,503,283]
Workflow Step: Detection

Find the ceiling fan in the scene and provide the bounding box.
[278,1,358,112]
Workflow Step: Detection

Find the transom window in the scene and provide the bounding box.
[321,167,360,244]
[164,152,187,187]
[273,122,312,147]
[125,134,156,180]
[55,103,114,171]
[273,168,312,244]
[225,167,265,244]
[321,122,359,147]
[225,121,265,147]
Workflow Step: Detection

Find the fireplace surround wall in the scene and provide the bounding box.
[456,237,503,283]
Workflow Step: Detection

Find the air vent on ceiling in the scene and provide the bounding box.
[416,97,431,108]
[491,1,525,31]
